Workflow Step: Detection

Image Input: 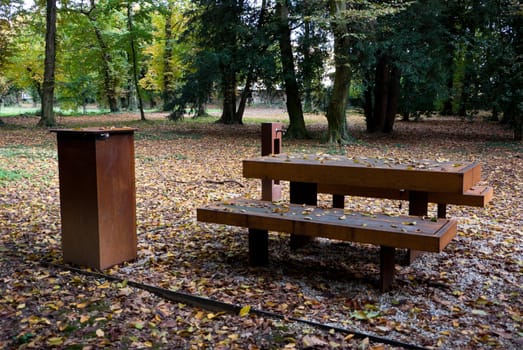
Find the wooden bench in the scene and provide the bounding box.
[197,199,457,291]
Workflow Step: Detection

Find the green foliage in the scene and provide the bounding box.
[0,0,24,68]
[0,167,28,183]
[0,0,520,138]
[295,2,330,113]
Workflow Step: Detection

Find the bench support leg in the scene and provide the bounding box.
[290,182,318,249]
[406,191,429,265]
[380,246,395,292]
[333,194,345,209]
[262,179,281,202]
[248,229,268,266]
[437,203,447,218]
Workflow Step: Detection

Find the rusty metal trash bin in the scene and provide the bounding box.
[51,127,137,269]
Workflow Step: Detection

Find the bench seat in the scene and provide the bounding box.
[197,199,457,291]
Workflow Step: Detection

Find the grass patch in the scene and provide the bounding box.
[0,168,29,183]
[0,106,39,117]
[178,115,220,124]
[137,153,188,163]
[0,145,57,160]
[483,141,523,152]
[135,130,201,141]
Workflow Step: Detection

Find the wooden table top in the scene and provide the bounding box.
[243,153,482,194]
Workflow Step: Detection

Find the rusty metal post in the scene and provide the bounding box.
[51,128,137,269]
[261,123,283,201]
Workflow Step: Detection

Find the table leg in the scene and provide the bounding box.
[406,191,429,264]
[333,194,345,209]
[290,182,317,249]
[261,123,283,202]
[408,191,428,216]
[380,246,395,292]
[262,179,281,201]
[248,229,269,266]
[437,203,447,218]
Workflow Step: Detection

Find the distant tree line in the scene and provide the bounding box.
[0,0,521,140]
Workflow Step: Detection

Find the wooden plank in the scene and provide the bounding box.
[428,186,494,207]
[243,154,480,194]
[317,184,493,207]
[197,200,457,253]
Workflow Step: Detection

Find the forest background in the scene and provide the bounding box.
[1,1,522,349]
[0,0,522,141]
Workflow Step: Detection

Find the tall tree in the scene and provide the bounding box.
[38,0,57,127]
[162,1,176,111]
[235,0,269,121]
[126,1,145,120]
[0,0,24,69]
[170,1,272,123]
[77,0,126,112]
[325,0,351,143]
[494,0,522,140]
[295,1,329,113]
[359,0,441,131]
[275,0,308,138]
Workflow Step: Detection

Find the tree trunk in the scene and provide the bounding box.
[127,3,145,120]
[366,53,400,134]
[325,0,351,143]
[276,1,308,139]
[216,1,241,125]
[383,65,400,133]
[162,3,175,111]
[218,68,241,124]
[79,0,120,112]
[370,54,389,133]
[38,0,56,127]
[90,26,119,112]
[195,102,206,117]
[236,74,252,121]
[302,19,313,113]
[364,81,374,132]
[235,0,268,121]
[514,115,522,141]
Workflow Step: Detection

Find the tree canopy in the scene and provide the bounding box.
[0,0,521,140]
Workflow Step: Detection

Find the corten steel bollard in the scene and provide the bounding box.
[260,123,283,201]
[51,128,137,269]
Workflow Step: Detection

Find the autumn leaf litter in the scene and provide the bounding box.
[1,111,522,349]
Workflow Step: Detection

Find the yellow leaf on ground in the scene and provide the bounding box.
[46,337,64,346]
[76,302,88,309]
[239,305,251,317]
[97,281,111,289]
[96,329,104,337]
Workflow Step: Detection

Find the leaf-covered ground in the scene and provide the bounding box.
[1,109,522,349]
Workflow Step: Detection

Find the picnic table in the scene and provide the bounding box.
[197,124,493,291]
[243,152,492,258]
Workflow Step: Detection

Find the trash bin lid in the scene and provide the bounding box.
[50,127,137,135]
